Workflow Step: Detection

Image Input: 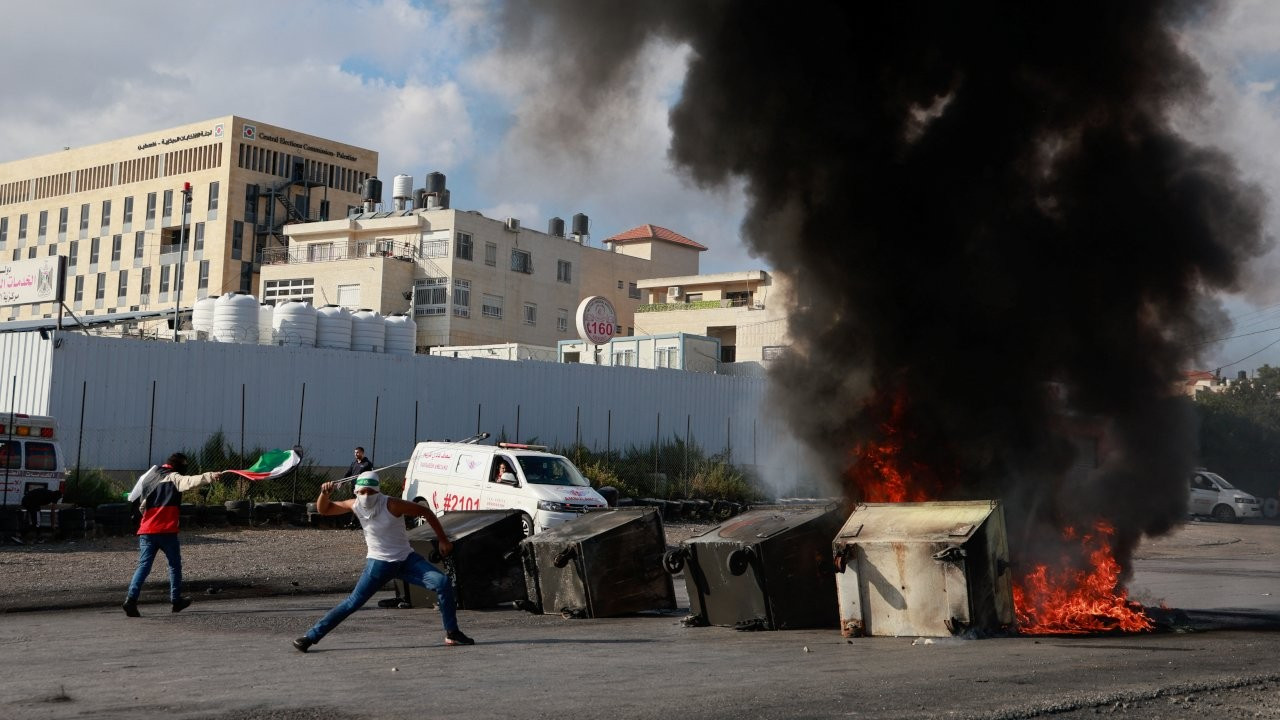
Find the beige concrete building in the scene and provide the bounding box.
[0,116,375,325]
[263,218,705,350]
[635,270,791,366]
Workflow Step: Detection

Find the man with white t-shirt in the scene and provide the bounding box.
[293,472,474,652]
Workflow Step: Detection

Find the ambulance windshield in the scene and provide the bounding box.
[516,456,590,486]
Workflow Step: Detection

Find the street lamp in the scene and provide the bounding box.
[173,182,192,342]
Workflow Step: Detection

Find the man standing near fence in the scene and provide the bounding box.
[346,446,373,479]
[293,472,474,652]
[122,453,226,617]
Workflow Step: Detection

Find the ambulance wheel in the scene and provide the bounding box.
[520,513,534,538]
[1211,504,1238,523]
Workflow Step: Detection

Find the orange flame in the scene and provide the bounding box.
[847,393,942,502]
[1011,522,1153,634]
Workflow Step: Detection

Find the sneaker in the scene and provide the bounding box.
[122,599,140,618]
[292,637,313,653]
[171,597,193,613]
[444,629,474,646]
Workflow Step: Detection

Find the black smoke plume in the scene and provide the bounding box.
[500,1,1268,578]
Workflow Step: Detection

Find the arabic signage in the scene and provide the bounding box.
[241,123,359,162]
[0,256,66,308]
[576,296,617,345]
[136,125,219,152]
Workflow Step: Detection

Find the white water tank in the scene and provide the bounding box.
[352,309,385,353]
[257,303,274,345]
[213,292,259,344]
[273,301,317,347]
[193,295,218,338]
[316,304,353,350]
[384,313,416,355]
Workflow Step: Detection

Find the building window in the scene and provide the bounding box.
[628,282,640,299]
[244,184,257,224]
[557,260,572,283]
[74,276,84,302]
[27,247,36,259]
[100,201,111,234]
[194,222,205,252]
[239,262,252,293]
[95,272,106,301]
[123,197,133,228]
[557,308,568,332]
[455,232,473,261]
[611,349,636,367]
[68,240,78,268]
[306,242,333,262]
[208,181,220,218]
[49,244,58,256]
[79,204,90,238]
[0,217,7,245]
[420,230,449,258]
[134,231,145,261]
[337,283,360,309]
[232,221,243,260]
[522,302,537,326]
[145,192,156,227]
[37,211,47,241]
[160,265,171,294]
[198,261,209,291]
[452,278,471,318]
[510,249,532,274]
[762,345,785,361]
[18,213,27,240]
[656,347,679,369]
[414,277,449,316]
[57,208,68,238]
[481,293,503,320]
[117,270,128,298]
[89,237,100,265]
[617,280,624,289]
[685,293,703,303]
[484,242,497,267]
[10,249,16,261]
[111,234,122,263]
[162,190,173,223]
[141,267,152,296]
[726,291,751,307]
[263,278,314,305]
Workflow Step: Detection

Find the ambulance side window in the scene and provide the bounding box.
[26,442,57,471]
[0,441,19,469]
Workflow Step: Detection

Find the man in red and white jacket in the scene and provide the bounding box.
[122,453,226,617]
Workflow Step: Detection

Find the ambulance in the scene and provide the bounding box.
[402,435,608,536]
[0,413,67,504]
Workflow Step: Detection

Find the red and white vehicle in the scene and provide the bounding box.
[0,413,67,505]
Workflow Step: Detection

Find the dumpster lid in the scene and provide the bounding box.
[835,500,1000,544]
[408,510,522,541]
[524,507,658,542]
[694,504,839,543]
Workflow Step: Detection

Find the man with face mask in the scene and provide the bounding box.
[293,471,473,652]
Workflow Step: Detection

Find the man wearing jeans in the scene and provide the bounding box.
[123,453,225,616]
[293,472,474,652]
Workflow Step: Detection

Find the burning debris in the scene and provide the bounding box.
[499,1,1270,635]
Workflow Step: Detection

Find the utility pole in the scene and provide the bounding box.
[172,182,192,342]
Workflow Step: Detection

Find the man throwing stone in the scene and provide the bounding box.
[293,471,474,651]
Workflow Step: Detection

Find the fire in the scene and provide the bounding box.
[1012,522,1153,634]
[847,393,944,502]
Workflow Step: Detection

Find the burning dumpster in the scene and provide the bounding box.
[666,504,844,630]
[394,510,527,609]
[833,500,1014,638]
[521,508,674,617]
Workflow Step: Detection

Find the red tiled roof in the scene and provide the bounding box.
[1184,370,1215,381]
[606,224,708,251]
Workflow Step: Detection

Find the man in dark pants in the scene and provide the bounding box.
[21,487,60,537]
[122,453,225,616]
[346,447,373,479]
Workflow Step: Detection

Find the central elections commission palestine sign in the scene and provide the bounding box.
[575,296,617,345]
[0,257,66,308]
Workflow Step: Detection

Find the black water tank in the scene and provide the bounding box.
[363,177,382,203]
[571,213,589,236]
[548,217,565,237]
[426,172,446,194]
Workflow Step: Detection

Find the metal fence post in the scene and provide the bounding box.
[726,415,732,468]
[296,383,306,446]
[76,379,86,480]
[240,384,246,458]
[476,403,482,435]
[413,400,419,447]
[654,412,661,495]
[371,395,380,465]
[147,380,156,466]
[516,404,521,443]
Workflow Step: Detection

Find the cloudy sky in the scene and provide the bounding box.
[1,0,1278,373]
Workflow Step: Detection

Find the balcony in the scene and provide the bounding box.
[261,239,420,265]
[636,299,764,313]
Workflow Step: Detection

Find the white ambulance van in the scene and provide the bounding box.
[402,438,608,536]
[0,413,67,503]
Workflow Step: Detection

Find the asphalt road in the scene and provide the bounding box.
[1,519,1278,720]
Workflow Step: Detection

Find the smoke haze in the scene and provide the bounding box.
[500,1,1270,571]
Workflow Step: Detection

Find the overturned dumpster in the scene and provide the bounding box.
[521,508,675,617]
[395,510,527,609]
[666,504,844,630]
[833,500,1014,638]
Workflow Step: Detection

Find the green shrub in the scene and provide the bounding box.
[63,467,123,507]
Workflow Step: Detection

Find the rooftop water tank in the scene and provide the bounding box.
[352,309,386,353]
[392,174,413,211]
[384,313,417,356]
[257,303,275,345]
[273,301,317,347]
[426,172,446,194]
[362,177,383,203]
[548,217,565,238]
[316,304,353,350]
[572,213,590,237]
[212,292,259,344]
[193,295,218,338]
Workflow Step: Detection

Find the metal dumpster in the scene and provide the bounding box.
[521,508,675,617]
[666,504,844,630]
[833,500,1014,638]
[394,510,527,610]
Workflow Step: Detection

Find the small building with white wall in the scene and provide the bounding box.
[429,342,558,362]
[558,333,720,373]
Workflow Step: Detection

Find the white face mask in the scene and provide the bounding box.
[356,492,379,511]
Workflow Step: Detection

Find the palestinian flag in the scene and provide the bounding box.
[225,446,304,481]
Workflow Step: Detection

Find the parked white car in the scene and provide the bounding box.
[1189,470,1262,523]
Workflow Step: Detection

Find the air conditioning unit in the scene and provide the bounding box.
[504,217,521,232]
[667,286,682,298]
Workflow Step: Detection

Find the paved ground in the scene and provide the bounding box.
[1,518,1278,719]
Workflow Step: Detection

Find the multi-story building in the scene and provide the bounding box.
[634,270,791,367]
[264,216,705,351]
[0,116,376,325]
